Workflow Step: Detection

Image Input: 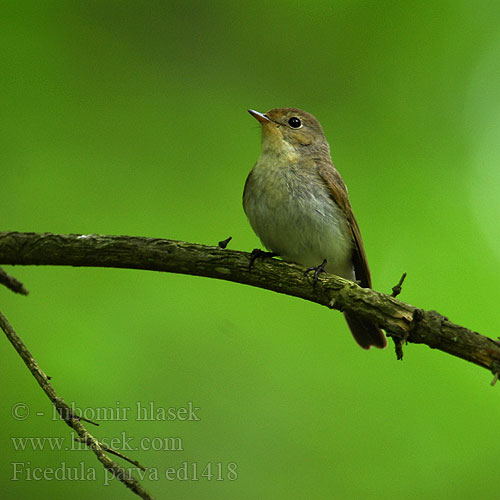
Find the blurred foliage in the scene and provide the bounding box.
[1,1,500,498]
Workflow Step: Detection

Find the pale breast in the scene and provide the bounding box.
[243,158,355,280]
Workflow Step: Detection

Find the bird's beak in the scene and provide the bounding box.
[248,109,271,124]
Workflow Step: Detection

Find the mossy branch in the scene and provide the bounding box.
[1,231,499,379]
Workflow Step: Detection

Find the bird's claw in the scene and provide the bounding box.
[304,259,328,287]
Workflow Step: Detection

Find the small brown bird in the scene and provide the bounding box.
[243,107,386,349]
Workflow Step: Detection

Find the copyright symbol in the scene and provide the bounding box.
[12,402,29,420]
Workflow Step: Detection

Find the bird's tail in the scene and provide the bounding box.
[344,312,387,350]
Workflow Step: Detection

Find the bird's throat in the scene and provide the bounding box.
[261,126,299,163]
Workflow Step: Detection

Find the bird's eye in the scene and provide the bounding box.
[288,117,302,128]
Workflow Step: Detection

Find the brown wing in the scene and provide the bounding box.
[317,160,386,349]
[316,161,371,288]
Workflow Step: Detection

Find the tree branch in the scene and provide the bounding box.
[0,308,155,500]
[1,231,499,379]
[0,266,29,295]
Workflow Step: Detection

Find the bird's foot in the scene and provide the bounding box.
[304,259,328,287]
[248,249,277,271]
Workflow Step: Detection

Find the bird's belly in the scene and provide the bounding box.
[244,165,355,280]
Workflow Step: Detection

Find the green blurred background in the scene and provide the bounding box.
[2,1,500,498]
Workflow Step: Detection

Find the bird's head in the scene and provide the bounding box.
[248,107,330,158]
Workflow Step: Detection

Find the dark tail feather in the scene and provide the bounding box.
[344,312,387,350]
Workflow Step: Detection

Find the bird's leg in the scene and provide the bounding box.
[304,258,328,287]
[248,249,278,271]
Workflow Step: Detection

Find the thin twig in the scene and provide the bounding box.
[389,272,408,359]
[74,437,146,470]
[218,236,232,249]
[0,309,155,500]
[0,266,29,295]
[391,272,407,298]
[490,361,500,386]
